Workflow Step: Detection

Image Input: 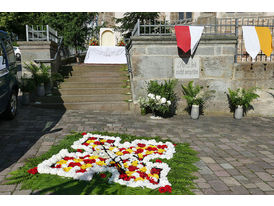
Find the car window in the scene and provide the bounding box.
[0,45,6,70]
[4,40,16,66]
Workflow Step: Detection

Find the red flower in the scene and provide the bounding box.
[173,144,176,147]
[123,151,130,154]
[77,149,83,152]
[137,143,146,148]
[64,156,74,161]
[76,169,86,173]
[165,185,172,193]
[128,165,138,171]
[94,141,103,145]
[55,164,62,168]
[82,142,89,146]
[100,173,107,178]
[27,167,38,175]
[119,148,126,151]
[68,162,82,167]
[122,159,129,163]
[155,159,162,163]
[159,187,167,193]
[83,159,96,164]
[88,137,97,140]
[81,132,87,136]
[135,149,144,154]
[151,168,161,175]
[99,157,106,162]
[106,139,115,144]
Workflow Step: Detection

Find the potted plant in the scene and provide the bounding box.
[51,72,64,88]
[181,81,215,120]
[226,87,260,119]
[138,80,177,118]
[40,64,51,95]
[20,78,35,105]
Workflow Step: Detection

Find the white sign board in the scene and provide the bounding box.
[174,58,200,79]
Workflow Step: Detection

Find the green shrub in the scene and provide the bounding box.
[20,78,36,93]
[226,87,260,114]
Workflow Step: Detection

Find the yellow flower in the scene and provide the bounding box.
[153,174,159,179]
[116,151,123,156]
[96,161,106,166]
[92,145,97,148]
[123,163,129,168]
[134,177,144,181]
[86,140,94,144]
[100,139,107,143]
[74,158,83,162]
[145,151,154,155]
[126,171,135,176]
[63,167,72,172]
[131,161,139,167]
[85,164,93,168]
[138,153,143,159]
[126,148,133,153]
[56,159,67,165]
[109,147,116,151]
[158,149,165,154]
[89,156,98,159]
[110,161,115,165]
[139,167,147,172]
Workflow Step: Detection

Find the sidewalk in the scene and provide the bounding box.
[0,106,273,195]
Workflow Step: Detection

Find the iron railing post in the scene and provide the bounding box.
[234,18,239,63]
[137,19,140,36]
[46,25,50,41]
[26,25,29,41]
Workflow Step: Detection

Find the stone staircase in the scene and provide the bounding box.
[34,64,132,112]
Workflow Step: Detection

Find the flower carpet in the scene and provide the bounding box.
[5,132,199,195]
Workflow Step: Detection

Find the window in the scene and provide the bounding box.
[178,12,192,20]
[4,40,16,67]
[0,43,6,70]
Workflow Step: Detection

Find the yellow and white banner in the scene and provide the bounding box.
[242,26,273,59]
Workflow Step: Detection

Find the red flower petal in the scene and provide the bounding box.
[100,173,107,178]
[27,167,38,175]
[77,149,83,152]
[155,159,162,163]
[81,132,87,136]
[159,187,167,193]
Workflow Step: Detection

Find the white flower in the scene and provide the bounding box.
[167,100,171,106]
[160,97,166,104]
[147,93,155,99]
[156,95,161,101]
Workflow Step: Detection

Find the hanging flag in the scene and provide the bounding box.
[175,26,191,53]
[255,27,273,57]
[189,26,204,55]
[175,26,204,54]
[242,26,273,59]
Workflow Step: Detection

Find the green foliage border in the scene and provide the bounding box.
[5,131,199,195]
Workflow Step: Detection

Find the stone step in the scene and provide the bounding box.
[68,71,127,77]
[60,82,124,88]
[64,76,127,82]
[36,94,130,103]
[32,101,131,112]
[57,88,130,95]
[72,65,127,72]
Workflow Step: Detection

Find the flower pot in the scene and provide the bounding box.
[45,81,52,95]
[37,83,45,97]
[191,105,199,120]
[22,92,30,105]
[234,105,243,120]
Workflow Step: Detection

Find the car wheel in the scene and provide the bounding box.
[3,91,18,120]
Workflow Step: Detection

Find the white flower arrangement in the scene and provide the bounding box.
[37,133,176,190]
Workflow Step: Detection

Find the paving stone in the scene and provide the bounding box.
[197,182,211,189]
[230,186,250,195]
[215,170,231,177]
[220,163,234,169]
[200,157,216,164]
[243,183,257,189]
[255,172,274,181]
[13,190,32,195]
[220,177,241,186]
[0,184,16,192]
[207,163,223,171]
[255,182,273,191]
[208,180,229,191]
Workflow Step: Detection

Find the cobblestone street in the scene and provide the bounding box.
[0,106,274,195]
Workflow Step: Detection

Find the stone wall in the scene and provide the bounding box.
[128,35,274,116]
[17,41,60,77]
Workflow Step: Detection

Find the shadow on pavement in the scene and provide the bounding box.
[0,103,66,172]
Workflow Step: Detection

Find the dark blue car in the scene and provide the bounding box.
[0,30,19,119]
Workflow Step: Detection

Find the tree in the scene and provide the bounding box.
[115,12,159,38]
[0,12,97,55]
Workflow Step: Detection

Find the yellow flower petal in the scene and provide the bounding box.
[140,167,147,172]
[74,159,83,162]
[57,160,67,165]
[63,167,72,172]
[116,151,123,156]
[134,177,144,181]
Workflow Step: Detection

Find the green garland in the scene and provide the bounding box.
[4,131,199,195]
